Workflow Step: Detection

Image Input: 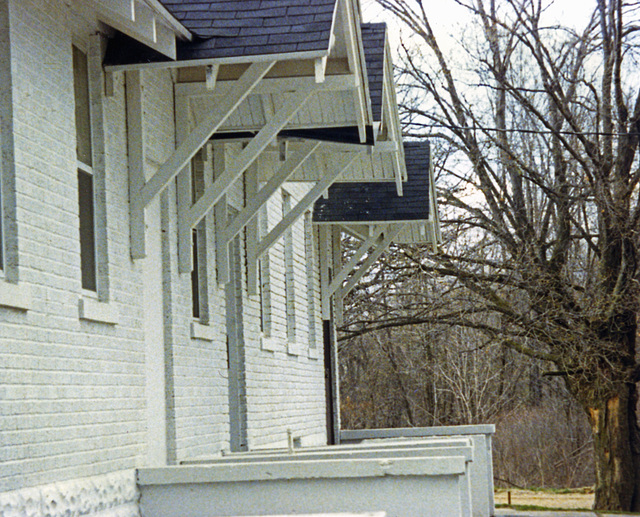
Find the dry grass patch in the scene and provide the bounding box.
[495,488,594,510]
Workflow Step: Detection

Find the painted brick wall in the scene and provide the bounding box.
[0,0,331,493]
[0,0,147,492]
[243,182,327,449]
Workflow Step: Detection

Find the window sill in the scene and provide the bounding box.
[261,334,278,352]
[287,341,303,356]
[78,296,118,325]
[191,321,215,341]
[0,280,32,311]
[307,347,319,360]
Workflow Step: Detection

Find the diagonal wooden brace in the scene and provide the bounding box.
[186,86,322,231]
[336,223,405,300]
[327,225,386,296]
[255,152,362,261]
[140,61,275,209]
[221,141,321,245]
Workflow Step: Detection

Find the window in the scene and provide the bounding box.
[77,169,96,291]
[282,191,295,343]
[0,126,4,272]
[73,45,97,292]
[304,212,318,356]
[191,228,201,319]
[259,205,272,339]
[191,151,209,321]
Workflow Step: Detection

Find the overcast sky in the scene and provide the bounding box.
[360,0,597,51]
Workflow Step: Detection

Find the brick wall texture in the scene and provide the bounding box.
[0,0,328,496]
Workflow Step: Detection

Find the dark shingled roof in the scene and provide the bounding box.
[163,0,338,60]
[361,23,386,123]
[313,141,432,223]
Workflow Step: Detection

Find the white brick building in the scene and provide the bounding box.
[0,1,439,515]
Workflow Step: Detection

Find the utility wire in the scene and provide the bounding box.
[411,124,639,137]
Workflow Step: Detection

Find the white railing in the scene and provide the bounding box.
[139,440,474,517]
[339,425,496,517]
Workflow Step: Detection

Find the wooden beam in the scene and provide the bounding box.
[246,161,259,295]
[140,60,275,208]
[327,225,385,296]
[175,74,358,98]
[206,64,219,90]
[255,152,361,260]
[341,0,368,143]
[176,94,194,274]
[186,85,321,230]
[221,141,321,245]
[319,225,331,320]
[314,56,328,83]
[126,70,146,259]
[213,144,230,285]
[337,224,404,299]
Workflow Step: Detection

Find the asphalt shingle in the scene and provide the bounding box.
[312,142,432,223]
[161,0,338,60]
[361,23,386,122]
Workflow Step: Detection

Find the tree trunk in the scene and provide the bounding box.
[586,382,640,511]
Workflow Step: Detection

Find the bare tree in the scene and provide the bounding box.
[345,0,640,510]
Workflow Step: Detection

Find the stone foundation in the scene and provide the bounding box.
[0,470,139,517]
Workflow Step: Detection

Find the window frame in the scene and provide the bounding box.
[73,43,98,294]
[72,36,115,324]
[282,190,296,346]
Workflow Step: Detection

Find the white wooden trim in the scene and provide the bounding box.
[177,74,358,99]
[141,61,275,208]
[104,50,329,72]
[337,224,404,299]
[340,224,369,240]
[222,141,321,244]
[255,152,361,260]
[187,86,321,230]
[382,42,407,189]
[144,0,193,40]
[314,56,328,83]
[96,0,177,59]
[340,0,367,143]
[327,226,385,296]
[429,153,442,246]
[126,70,146,259]
[205,64,219,90]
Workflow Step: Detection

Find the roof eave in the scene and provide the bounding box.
[104,48,330,73]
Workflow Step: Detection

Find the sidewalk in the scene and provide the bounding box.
[496,509,638,517]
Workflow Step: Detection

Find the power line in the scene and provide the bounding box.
[412,124,639,137]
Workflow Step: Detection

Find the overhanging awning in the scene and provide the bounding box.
[121,0,379,268]
[313,141,441,310]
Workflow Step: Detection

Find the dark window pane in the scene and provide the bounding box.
[191,228,200,319]
[72,46,92,166]
[78,169,96,291]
